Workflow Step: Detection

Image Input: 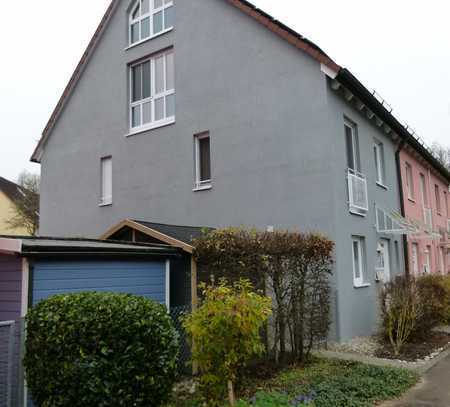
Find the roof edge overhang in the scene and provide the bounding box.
[336,68,450,183]
[100,219,195,253]
[0,238,23,255]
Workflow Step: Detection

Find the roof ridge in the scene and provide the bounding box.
[133,219,212,230]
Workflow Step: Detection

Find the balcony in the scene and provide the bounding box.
[347,168,368,215]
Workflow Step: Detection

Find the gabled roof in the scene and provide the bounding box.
[100,219,213,253]
[30,0,450,183]
[30,0,340,163]
[0,176,24,203]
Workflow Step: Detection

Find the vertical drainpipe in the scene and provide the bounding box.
[395,139,409,276]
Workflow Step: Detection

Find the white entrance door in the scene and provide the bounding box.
[377,239,391,282]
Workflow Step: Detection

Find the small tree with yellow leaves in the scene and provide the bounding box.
[183,279,271,406]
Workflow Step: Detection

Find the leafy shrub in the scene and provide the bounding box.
[380,277,422,355]
[193,228,334,364]
[25,292,179,407]
[415,274,450,337]
[440,275,450,323]
[183,279,272,406]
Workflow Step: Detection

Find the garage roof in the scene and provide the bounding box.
[0,236,180,257]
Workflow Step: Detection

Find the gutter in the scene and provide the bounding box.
[336,69,450,183]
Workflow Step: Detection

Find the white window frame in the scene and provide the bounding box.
[100,156,112,206]
[194,133,212,191]
[373,140,386,187]
[344,119,360,172]
[435,184,441,215]
[352,236,368,288]
[129,0,174,47]
[405,162,414,201]
[424,246,431,274]
[129,49,175,134]
[439,247,445,274]
[420,173,428,207]
[411,243,419,275]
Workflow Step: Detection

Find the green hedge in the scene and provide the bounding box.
[24,292,179,407]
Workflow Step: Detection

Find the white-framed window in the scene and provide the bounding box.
[439,247,445,274]
[435,184,441,215]
[100,156,112,206]
[130,49,175,132]
[352,236,367,287]
[424,246,431,274]
[420,173,428,207]
[373,140,385,186]
[411,242,419,275]
[405,162,414,200]
[344,119,360,172]
[129,0,174,46]
[194,132,212,190]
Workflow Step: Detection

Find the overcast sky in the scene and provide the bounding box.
[1,0,449,182]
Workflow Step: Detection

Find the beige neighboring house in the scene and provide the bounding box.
[0,176,30,235]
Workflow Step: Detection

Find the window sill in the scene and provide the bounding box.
[376,182,388,190]
[193,184,212,192]
[354,283,371,289]
[125,27,174,51]
[99,202,112,207]
[349,207,368,217]
[125,118,175,137]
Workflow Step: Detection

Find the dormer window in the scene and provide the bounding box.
[129,0,174,46]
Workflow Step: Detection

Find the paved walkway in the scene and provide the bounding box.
[382,354,450,407]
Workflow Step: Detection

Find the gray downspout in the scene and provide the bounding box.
[395,140,409,276]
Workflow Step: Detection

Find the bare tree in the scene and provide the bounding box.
[6,171,40,235]
[430,142,450,171]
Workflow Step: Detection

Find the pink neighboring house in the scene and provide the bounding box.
[400,147,450,275]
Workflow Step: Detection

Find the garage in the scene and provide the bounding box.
[0,236,181,406]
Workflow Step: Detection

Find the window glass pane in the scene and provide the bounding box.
[132,106,141,127]
[155,56,165,94]
[101,157,112,203]
[154,0,163,8]
[164,0,172,4]
[155,97,165,121]
[199,137,211,181]
[345,125,355,170]
[353,241,361,279]
[164,6,174,29]
[153,11,163,34]
[142,102,151,124]
[374,146,379,181]
[141,17,150,39]
[142,61,151,99]
[166,94,175,118]
[132,65,142,102]
[166,51,174,90]
[131,22,140,43]
[142,0,150,14]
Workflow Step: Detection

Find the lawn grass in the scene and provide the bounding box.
[167,357,418,407]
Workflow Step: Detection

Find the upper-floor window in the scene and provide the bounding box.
[373,140,385,186]
[344,119,360,172]
[445,191,449,218]
[130,49,175,132]
[405,162,414,200]
[420,173,428,207]
[129,0,174,46]
[100,156,112,206]
[435,184,441,214]
[194,132,212,191]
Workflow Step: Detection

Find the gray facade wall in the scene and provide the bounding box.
[39,0,404,341]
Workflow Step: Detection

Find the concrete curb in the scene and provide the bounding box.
[314,347,450,374]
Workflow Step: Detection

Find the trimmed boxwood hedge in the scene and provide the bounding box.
[24,292,179,407]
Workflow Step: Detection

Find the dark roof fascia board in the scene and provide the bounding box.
[336,69,450,183]
[22,251,179,260]
[0,177,22,203]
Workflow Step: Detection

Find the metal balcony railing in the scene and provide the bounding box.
[347,169,368,214]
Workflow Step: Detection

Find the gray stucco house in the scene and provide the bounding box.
[31,0,420,341]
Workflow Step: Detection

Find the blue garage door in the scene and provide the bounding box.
[32,260,168,306]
